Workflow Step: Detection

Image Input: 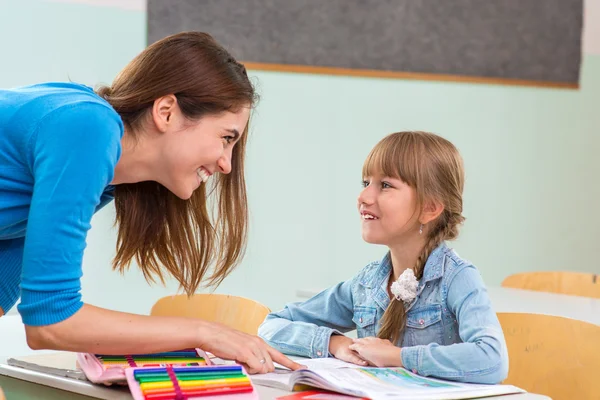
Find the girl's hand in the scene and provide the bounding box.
[328,335,369,366]
[348,337,403,367]
[199,321,305,374]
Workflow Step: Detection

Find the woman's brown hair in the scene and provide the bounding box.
[362,131,465,344]
[96,32,257,294]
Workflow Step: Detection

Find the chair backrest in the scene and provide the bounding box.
[497,312,600,400]
[501,271,600,298]
[150,294,271,335]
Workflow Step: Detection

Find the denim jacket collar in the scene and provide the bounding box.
[358,252,392,311]
[421,242,448,283]
[359,242,449,312]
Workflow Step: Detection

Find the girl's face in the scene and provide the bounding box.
[357,174,421,246]
[152,98,250,200]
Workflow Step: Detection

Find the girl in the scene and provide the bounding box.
[259,131,508,383]
[0,31,301,374]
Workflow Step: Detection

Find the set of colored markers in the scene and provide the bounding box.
[96,349,208,368]
[127,364,254,399]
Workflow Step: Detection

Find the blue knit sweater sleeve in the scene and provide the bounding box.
[17,102,122,326]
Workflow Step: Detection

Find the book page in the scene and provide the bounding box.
[254,357,362,392]
[275,357,363,371]
[252,369,296,390]
[304,368,524,400]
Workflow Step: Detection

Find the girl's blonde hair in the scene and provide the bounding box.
[362,131,465,344]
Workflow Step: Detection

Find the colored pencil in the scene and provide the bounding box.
[134,365,241,375]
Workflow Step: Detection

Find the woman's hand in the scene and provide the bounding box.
[348,337,402,367]
[198,321,305,374]
[24,304,304,375]
[328,335,368,366]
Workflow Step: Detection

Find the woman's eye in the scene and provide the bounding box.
[223,136,235,145]
[361,180,369,188]
[381,182,392,189]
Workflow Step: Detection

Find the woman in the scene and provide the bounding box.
[0,31,301,374]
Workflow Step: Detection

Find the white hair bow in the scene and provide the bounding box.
[390,269,419,303]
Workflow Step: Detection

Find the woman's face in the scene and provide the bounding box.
[153,98,250,200]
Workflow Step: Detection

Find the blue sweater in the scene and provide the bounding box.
[0,82,123,326]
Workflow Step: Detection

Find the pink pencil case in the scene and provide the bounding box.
[125,364,259,400]
[77,348,212,384]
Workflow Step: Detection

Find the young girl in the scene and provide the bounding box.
[258,131,508,384]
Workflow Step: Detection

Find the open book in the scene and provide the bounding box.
[254,358,525,400]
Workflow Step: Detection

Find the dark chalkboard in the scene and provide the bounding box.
[148,0,583,88]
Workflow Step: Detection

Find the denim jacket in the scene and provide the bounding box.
[258,243,509,384]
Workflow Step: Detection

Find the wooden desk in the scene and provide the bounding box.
[0,352,551,400]
[297,286,600,325]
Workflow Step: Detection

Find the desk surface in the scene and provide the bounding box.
[0,352,552,400]
[0,352,289,399]
[486,286,600,325]
[297,286,600,325]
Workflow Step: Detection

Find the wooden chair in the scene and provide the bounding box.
[150,293,271,335]
[501,271,600,298]
[497,312,600,400]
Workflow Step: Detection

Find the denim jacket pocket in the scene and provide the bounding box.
[404,303,443,346]
[352,306,377,338]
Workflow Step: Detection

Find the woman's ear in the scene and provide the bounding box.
[420,199,445,225]
[151,94,178,133]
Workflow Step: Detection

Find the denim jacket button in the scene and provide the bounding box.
[359,317,363,323]
[419,319,425,325]
[412,369,417,373]
[317,351,322,356]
